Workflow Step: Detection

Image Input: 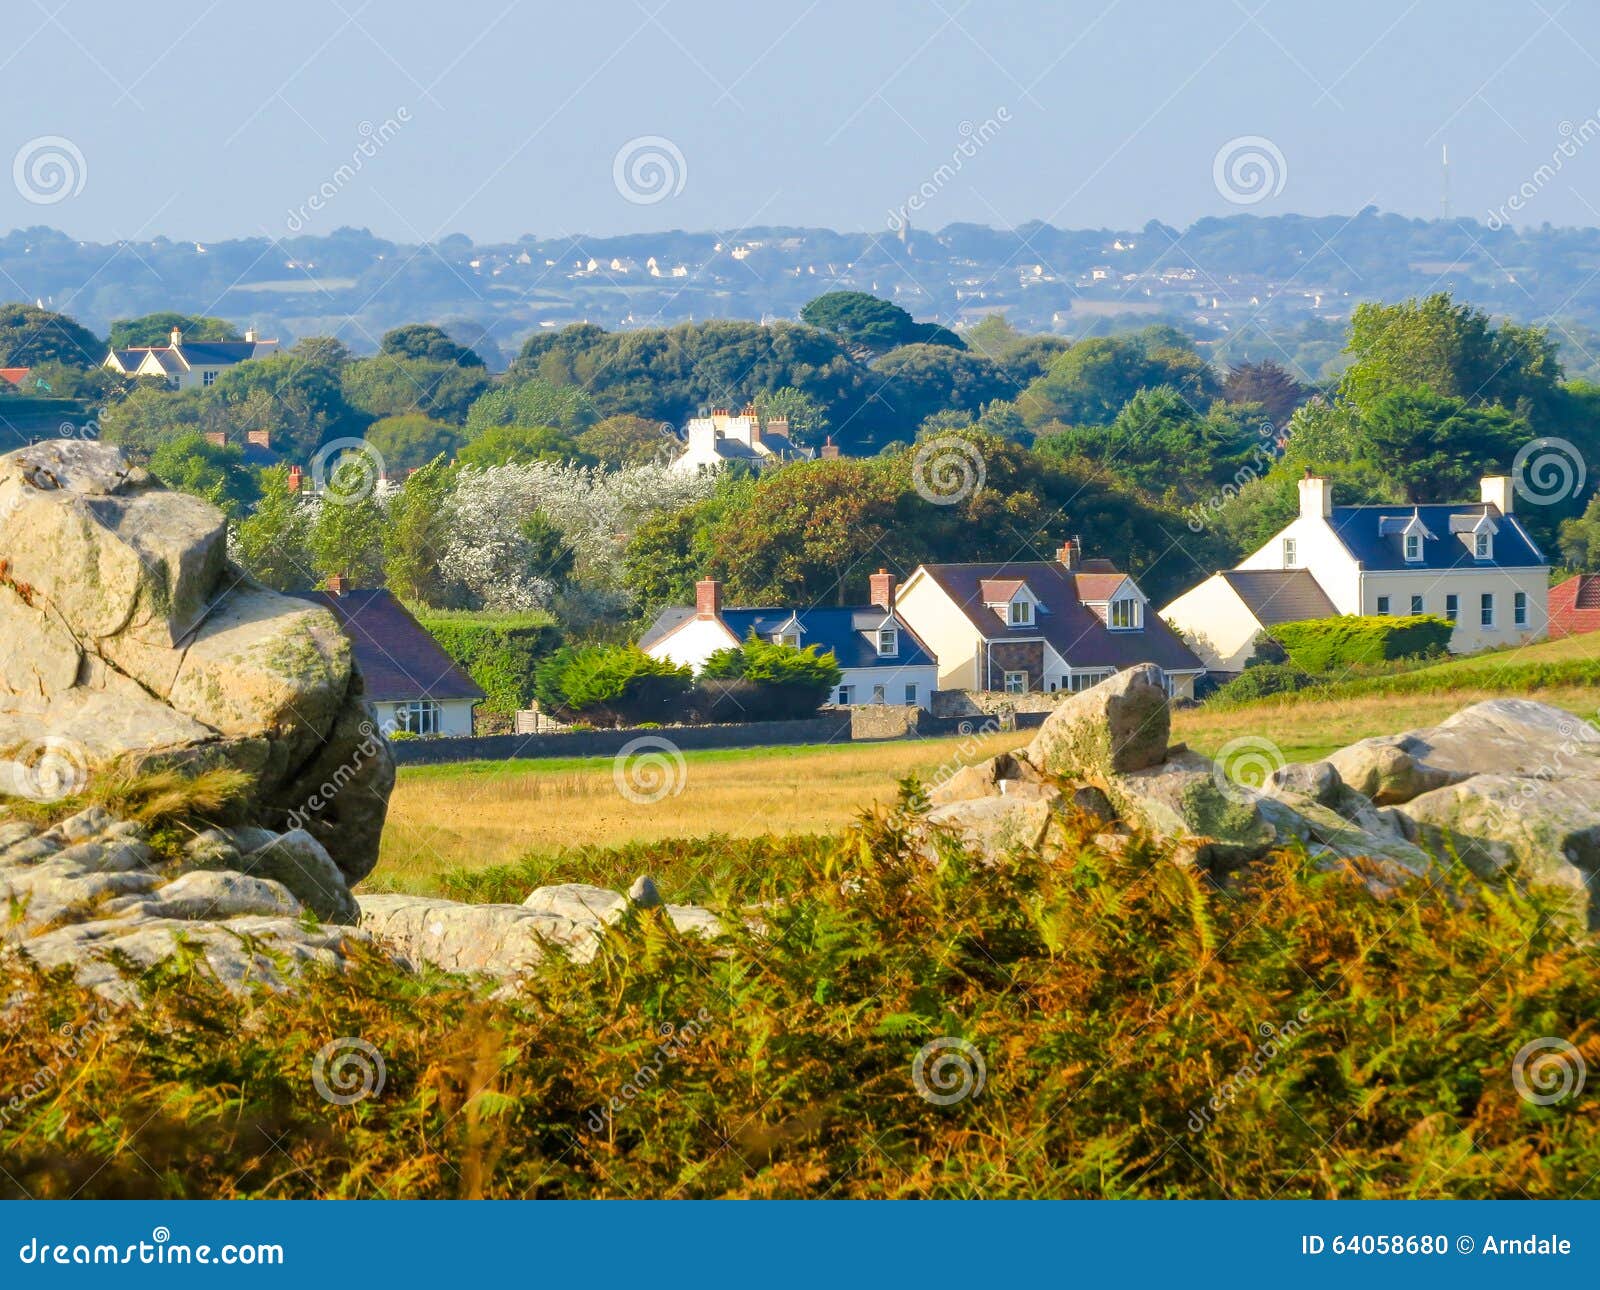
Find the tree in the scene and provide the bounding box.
[455,423,590,468]
[465,376,599,437]
[147,433,260,517]
[212,352,364,462]
[1559,495,1600,570]
[234,465,315,591]
[1358,388,1528,502]
[532,644,691,725]
[870,344,1011,437]
[364,413,466,473]
[0,302,104,368]
[110,313,240,347]
[308,459,386,586]
[382,456,456,605]
[98,385,216,456]
[1222,359,1306,428]
[576,414,673,467]
[801,291,923,353]
[1018,336,1218,428]
[695,632,842,720]
[287,336,354,368]
[751,387,829,447]
[342,355,491,424]
[379,323,484,368]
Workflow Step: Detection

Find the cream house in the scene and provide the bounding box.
[105,326,278,391]
[668,405,810,474]
[893,543,1207,700]
[1162,473,1550,671]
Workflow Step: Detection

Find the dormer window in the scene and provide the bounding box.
[1108,597,1140,629]
[777,632,799,648]
[876,626,898,656]
[1474,532,1492,560]
[1008,599,1033,627]
[1404,532,1422,562]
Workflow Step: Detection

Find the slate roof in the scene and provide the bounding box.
[176,340,274,366]
[916,561,1204,672]
[296,589,485,704]
[641,604,936,671]
[1327,504,1546,571]
[1219,569,1340,626]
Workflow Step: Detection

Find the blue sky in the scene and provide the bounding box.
[4,0,1598,242]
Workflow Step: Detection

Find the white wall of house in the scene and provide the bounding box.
[1358,567,1548,652]
[895,574,981,690]
[833,664,940,709]
[1235,513,1363,611]
[1161,577,1264,672]
[373,698,476,738]
[645,617,739,671]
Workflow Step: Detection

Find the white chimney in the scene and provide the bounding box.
[244,326,257,344]
[1298,471,1332,519]
[1480,475,1514,515]
[169,326,182,347]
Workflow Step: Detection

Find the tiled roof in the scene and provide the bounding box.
[917,561,1204,672]
[1071,572,1129,601]
[1219,568,1340,626]
[1327,504,1546,571]
[296,589,485,703]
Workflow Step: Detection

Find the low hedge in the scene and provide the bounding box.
[1268,614,1452,673]
[1210,663,1318,704]
[414,609,561,714]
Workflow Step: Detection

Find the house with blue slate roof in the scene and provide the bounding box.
[640,571,940,709]
[1162,472,1549,671]
[104,325,278,391]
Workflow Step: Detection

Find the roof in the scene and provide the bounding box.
[916,561,1204,673]
[176,340,272,366]
[642,603,935,671]
[1071,572,1129,601]
[296,589,485,704]
[1327,503,1546,571]
[1219,569,1340,626]
[1552,573,1600,610]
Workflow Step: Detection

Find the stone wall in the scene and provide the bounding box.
[931,688,1072,719]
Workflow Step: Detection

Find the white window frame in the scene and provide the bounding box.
[1376,595,1390,616]
[1404,532,1422,562]
[1514,591,1528,627]
[1008,598,1033,627]
[397,699,442,736]
[871,684,887,704]
[903,682,918,705]
[836,684,853,705]
[1003,670,1028,694]
[875,626,898,656]
[1410,594,1423,615]
[1480,592,1495,628]
[777,631,800,648]
[1474,532,1492,560]
[1282,536,1297,567]
[1445,593,1458,622]
[202,369,218,387]
[1108,597,1139,630]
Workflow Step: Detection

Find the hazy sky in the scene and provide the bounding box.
[4,0,1598,243]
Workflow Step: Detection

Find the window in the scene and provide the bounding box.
[1445,593,1458,623]
[1410,595,1423,615]
[1404,533,1421,561]
[875,626,898,656]
[1008,598,1033,627]
[903,683,918,705]
[1003,670,1028,694]
[396,700,441,736]
[1068,671,1108,692]
[836,685,854,705]
[1515,591,1528,626]
[1109,597,1139,629]
[1480,592,1495,628]
[871,684,886,704]
[777,631,800,648]
[1282,537,1297,567]
[1474,532,1492,559]
[202,369,217,387]
[1376,596,1390,615]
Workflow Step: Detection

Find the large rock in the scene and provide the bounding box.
[0,441,392,882]
[1104,748,1277,870]
[1026,664,1170,778]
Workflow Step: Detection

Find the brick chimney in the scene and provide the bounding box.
[1056,537,1081,570]
[819,436,840,460]
[246,427,271,450]
[203,430,227,448]
[695,578,722,619]
[286,465,303,493]
[869,568,897,610]
[325,573,347,596]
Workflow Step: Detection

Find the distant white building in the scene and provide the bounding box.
[668,405,811,474]
[104,327,278,391]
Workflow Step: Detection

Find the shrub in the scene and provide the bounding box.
[1269,614,1452,673]
[414,609,561,714]
[533,644,692,726]
[692,633,842,721]
[1210,663,1318,704]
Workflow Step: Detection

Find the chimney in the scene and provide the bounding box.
[286,465,303,493]
[695,578,722,619]
[169,326,183,347]
[1298,469,1332,518]
[869,568,897,610]
[203,430,227,448]
[819,436,840,460]
[246,427,270,450]
[1057,537,1081,570]
[325,573,347,596]
[244,326,258,344]
[1480,474,1514,515]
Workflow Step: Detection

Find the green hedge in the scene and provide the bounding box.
[533,644,692,726]
[1268,614,1452,673]
[413,609,561,714]
[1210,663,1318,704]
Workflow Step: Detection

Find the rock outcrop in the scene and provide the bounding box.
[0,440,393,882]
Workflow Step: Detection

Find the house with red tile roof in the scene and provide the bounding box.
[1548,573,1600,640]
[893,542,1206,700]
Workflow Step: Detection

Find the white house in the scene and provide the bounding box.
[668,405,811,474]
[1162,473,1550,671]
[640,572,940,709]
[105,326,278,391]
[893,543,1208,700]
